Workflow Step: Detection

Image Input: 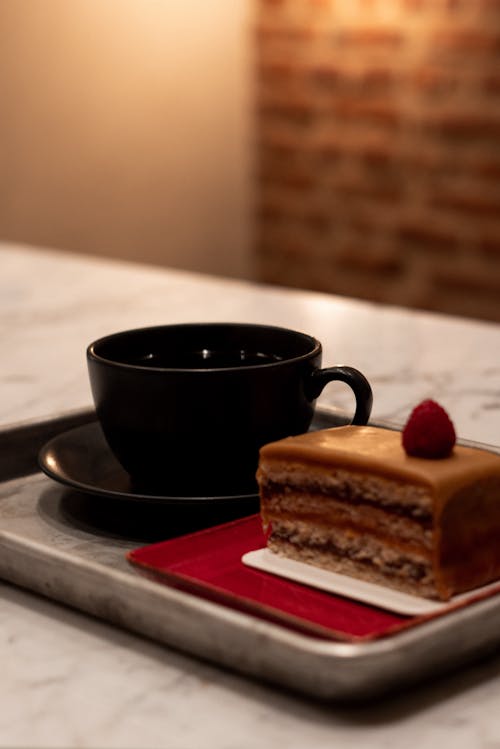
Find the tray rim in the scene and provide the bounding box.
[3,476,500,703]
[6,476,500,658]
[1,406,500,701]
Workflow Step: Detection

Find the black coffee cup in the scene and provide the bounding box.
[87,323,372,496]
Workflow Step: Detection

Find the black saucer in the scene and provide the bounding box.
[38,421,260,507]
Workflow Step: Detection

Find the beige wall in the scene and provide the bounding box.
[0,1,253,278]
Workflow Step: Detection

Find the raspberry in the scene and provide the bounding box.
[402,400,456,458]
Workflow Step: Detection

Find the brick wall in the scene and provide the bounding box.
[254,0,500,321]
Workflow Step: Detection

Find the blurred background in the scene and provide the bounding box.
[0,0,253,279]
[1,0,500,322]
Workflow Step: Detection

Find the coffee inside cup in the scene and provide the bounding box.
[124,349,283,369]
[93,324,313,371]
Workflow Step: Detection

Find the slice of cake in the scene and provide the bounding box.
[256,424,500,601]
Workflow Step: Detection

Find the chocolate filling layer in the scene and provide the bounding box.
[271,529,430,582]
[261,481,433,526]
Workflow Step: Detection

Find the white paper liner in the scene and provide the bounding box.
[241,548,500,616]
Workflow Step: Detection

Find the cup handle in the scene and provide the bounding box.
[306,366,373,425]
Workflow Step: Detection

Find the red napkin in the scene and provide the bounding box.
[127,514,415,641]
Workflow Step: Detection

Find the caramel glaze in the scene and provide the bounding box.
[258,426,500,600]
[259,427,500,511]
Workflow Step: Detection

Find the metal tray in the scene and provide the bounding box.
[1,408,500,702]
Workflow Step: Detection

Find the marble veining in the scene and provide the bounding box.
[2,243,500,446]
[2,241,500,747]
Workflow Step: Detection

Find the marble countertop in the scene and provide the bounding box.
[2,241,500,748]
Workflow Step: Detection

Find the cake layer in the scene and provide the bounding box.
[268,530,438,600]
[261,489,433,548]
[260,461,433,518]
